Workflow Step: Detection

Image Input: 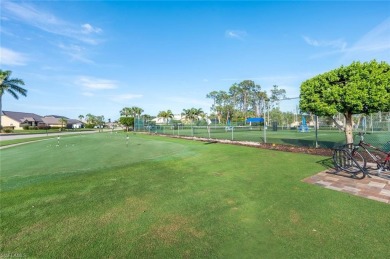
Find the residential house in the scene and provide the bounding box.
[1,111,84,130]
[42,115,84,129]
[152,114,182,125]
[1,111,45,130]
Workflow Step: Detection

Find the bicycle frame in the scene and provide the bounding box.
[355,133,390,173]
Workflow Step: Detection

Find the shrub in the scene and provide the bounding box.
[38,124,50,130]
[2,126,14,133]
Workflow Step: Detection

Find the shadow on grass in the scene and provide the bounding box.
[280,138,344,149]
[204,141,219,145]
[316,157,334,170]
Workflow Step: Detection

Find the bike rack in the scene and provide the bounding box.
[332,144,370,179]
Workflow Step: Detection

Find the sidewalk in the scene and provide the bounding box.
[0,130,100,149]
[0,130,99,141]
[303,168,390,204]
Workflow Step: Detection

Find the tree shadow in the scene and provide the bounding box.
[280,138,343,149]
[316,157,334,169]
[204,140,219,145]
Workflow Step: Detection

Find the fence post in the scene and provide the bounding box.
[232,126,234,141]
[315,115,319,148]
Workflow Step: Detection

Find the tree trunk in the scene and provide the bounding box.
[344,112,354,144]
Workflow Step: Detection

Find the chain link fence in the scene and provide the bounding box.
[135,113,390,151]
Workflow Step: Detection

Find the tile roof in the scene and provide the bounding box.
[2,111,43,122]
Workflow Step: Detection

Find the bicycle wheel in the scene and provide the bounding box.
[332,149,366,179]
[383,159,390,171]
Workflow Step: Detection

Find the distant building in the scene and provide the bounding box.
[42,115,84,129]
[42,115,68,128]
[152,114,182,124]
[0,111,83,130]
[1,111,45,130]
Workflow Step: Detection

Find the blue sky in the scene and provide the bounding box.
[1,0,389,121]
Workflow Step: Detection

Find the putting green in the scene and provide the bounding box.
[0,133,192,190]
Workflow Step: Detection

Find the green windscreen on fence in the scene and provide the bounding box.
[138,113,390,150]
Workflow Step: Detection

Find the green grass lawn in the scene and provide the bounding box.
[1,133,389,258]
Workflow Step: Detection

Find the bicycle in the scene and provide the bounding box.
[354,132,390,177]
[332,143,367,179]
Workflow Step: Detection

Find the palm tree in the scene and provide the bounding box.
[142,114,152,123]
[0,70,27,130]
[85,113,96,126]
[131,106,144,131]
[158,110,174,124]
[120,107,132,117]
[182,108,203,126]
[78,115,84,122]
[131,106,144,117]
[58,117,68,130]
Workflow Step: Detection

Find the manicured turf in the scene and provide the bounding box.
[1,133,389,258]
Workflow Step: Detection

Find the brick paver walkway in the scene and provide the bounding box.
[303,169,390,204]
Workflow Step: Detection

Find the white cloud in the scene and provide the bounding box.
[304,17,390,62]
[303,36,347,50]
[77,76,118,90]
[58,43,94,63]
[339,17,390,63]
[110,94,143,102]
[0,47,28,65]
[225,30,247,40]
[2,1,102,45]
[81,23,102,34]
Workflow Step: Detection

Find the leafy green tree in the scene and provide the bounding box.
[215,91,234,124]
[252,89,268,118]
[270,85,286,108]
[234,80,261,122]
[96,115,105,131]
[269,107,283,125]
[119,117,134,131]
[207,90,227,124]
[85,113,96,126]
[300,60,390,144]
[0,70,27,130]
